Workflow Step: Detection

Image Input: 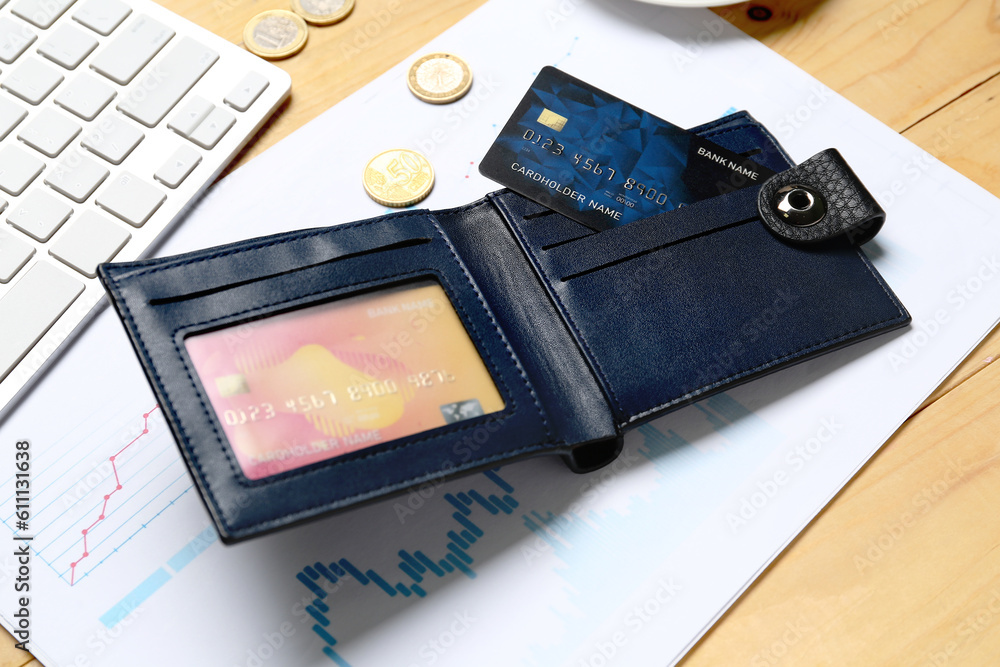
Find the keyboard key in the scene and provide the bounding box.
[224,72,269,112]
[2,57,65,105]
[154,144,200,188]
[49,210,129,277]
[0,228,33,283]
[38,23,99,69]
[73,0,131,36]
[0,144,44,195]
[12,0,77,29]
[118,37,218,128]
[7,189,73,242]
[82,113,143,164]
[167,96,213,138]
[0,16,37,64]
[45,151,109,202]
[54,72,116,121]
[89,15,174,85]
[96,171,164,226]
[17,108,82,158]
[0,259,83,382]
[189,107,235,150]
[0,96,28,140]
[10,0,74,30]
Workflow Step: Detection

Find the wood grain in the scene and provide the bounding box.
[715,0,1000,132]
[681,346,1000,666]
[0,643,32,667]
[687,1,1000,663]
[171,0,488,171]
[902,74,1000,406]
[716,0,1000,435]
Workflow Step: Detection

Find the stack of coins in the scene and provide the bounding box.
[244,0,355,60]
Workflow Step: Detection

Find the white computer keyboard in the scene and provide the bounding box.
[0,0,291,416]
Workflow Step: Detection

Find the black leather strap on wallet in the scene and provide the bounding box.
[758,148,886,245]
[99,112,910,542]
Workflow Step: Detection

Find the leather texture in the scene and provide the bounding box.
[757,148,886,245]
[100,211,559,541]
[98,111,910,542]
[491,115,909,428]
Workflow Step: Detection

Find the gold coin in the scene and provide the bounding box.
[243,10,308,60]
[363,149,435,208]
[407,53,473,104]
[291,0,355,25]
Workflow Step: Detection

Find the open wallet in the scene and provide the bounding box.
[98,111,910,542]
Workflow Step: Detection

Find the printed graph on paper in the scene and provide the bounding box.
[283,393,781,666]
[0,401,193,587]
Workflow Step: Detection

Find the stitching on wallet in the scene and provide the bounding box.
[169,268,518,500]
[148,237,433,305]
[427,196,495,216]
[125,209,433,278]
[102,272,215,505]
[493,195,626,417]
[428,213,552,442]
[622,307,909,425]
[170,271,476,506]
[172,269,517,524]
[234,438,563,537]
[115,209,548,529]
[559,216,756,282]
[501,192,907,428]
[853,245,908,318]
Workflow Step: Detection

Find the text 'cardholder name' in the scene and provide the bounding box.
[480,66,774,231]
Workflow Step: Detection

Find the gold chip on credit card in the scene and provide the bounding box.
[537,108,568,132]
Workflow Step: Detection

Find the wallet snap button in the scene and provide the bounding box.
[773,184,826,227]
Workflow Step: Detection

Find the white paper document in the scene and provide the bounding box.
[3,1,1000,665]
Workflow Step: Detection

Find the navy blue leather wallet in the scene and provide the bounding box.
[99,112,910,542]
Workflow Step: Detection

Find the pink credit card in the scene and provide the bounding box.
[185,281,505,480]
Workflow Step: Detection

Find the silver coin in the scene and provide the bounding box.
[253,16,301,50]
[415,59,465,95]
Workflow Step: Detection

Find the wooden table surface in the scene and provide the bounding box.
[5,0,1000,665]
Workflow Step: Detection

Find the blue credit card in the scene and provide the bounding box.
[479,67,775,231]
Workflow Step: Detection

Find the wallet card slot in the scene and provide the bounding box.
[100,209,556,541]
[134,212,438,304]
[537,220,595,250]
[491,175,908,429]
[433,198,619,470]
[541,234,594,251]
[148,237,432,305]
[559,217,755,281]
[548,221,909,426]
[548,186,760,281]
[492,190,595,249]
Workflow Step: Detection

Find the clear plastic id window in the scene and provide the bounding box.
[185,280,505,480]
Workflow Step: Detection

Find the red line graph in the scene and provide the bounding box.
[69,405,160,586]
